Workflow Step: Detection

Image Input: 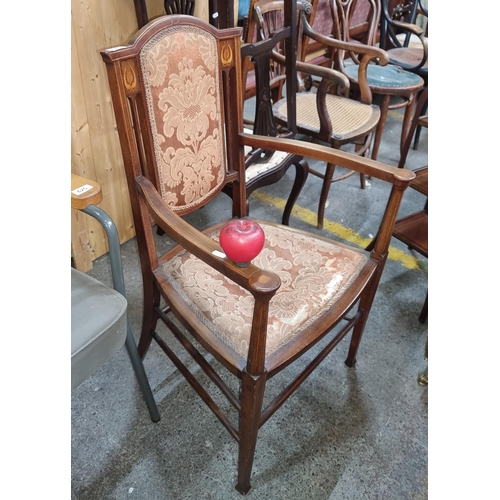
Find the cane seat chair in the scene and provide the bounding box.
[101,13,414,494]
[252,0,388,229]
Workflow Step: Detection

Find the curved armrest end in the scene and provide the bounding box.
[135,176,281,297]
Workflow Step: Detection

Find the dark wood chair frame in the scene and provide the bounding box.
[222,9,309,225]
[367,85,427,321]
[101,11,414,494]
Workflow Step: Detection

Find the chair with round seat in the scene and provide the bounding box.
[319,0,425,163]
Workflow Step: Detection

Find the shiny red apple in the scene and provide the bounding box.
[219,218,265,267]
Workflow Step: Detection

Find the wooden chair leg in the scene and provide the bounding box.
[356,141,369,189]
[345,263,385,367]
[413,99,428,150]
[370,95,390,162]
[236,371,267,495]
[137,280,161,358]
[400,92,417,158]
[317,162,336,230]
[282,159,309,226]
[418,290,428,323]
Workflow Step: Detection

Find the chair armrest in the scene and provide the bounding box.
[388,19,428,70]
[239,133,414,257]
[301,12,388,103]
[239,133,415,184]
[302,15,389,66]
[271,50,349,94]
[390,20,424,37]
[135,176,281,299]
[71,174,103,210]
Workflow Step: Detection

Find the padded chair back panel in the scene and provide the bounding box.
[71,268,128,389]
[103,18,244,218]
[139,25,227,212]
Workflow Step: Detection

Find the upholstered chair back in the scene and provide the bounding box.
[102,17,245,217]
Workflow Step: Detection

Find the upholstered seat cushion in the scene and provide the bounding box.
[242,128,292,182]
[71,268,128,389]
[273,93,380,141]
[343,60,423,89]
[245,151,291,182]
[160,222,372,367]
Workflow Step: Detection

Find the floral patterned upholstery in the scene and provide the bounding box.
[161,222,368,360]
[140,26,226,212]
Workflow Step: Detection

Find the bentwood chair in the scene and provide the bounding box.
[252,0,387,229]
[324,0,424,162]
[299,0,380,85]
[380,0,428,81]
[71,174,160,423]
[380,0,428,149]
[101,13,414,494]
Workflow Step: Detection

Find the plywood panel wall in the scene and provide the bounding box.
[71,0,143,270]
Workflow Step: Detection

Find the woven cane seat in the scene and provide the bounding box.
[273,93,380,142]
[159,220,375,371]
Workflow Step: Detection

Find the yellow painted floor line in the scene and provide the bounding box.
[252,191,423,271]
[387,109,404,120]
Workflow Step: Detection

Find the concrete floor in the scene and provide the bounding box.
[71,96,428,499]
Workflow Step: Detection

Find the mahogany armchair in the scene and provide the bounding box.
[366,86,428,321]
[101,13,414,494]
[394,86,428,322]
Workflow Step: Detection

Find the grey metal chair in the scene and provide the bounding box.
[71,174,160,422]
